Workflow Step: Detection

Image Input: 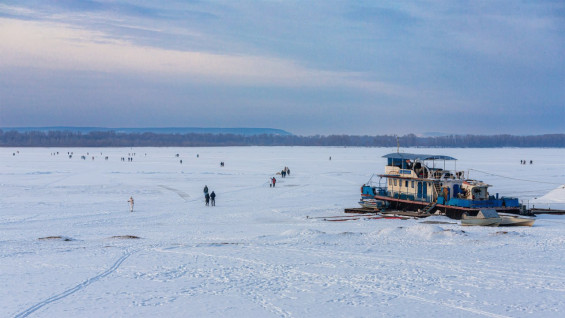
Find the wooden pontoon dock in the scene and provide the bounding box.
[344,207,431,218]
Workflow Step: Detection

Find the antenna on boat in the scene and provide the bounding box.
[396,136,400,153]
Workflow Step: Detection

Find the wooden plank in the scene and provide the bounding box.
[344,208,378,214]
[381,211,431,218]
[530,208,565,215]
[343,207,431,218]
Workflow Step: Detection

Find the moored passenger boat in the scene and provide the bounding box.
[360,153,521,219]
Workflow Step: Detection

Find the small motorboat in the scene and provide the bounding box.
[461,209,501,227]
[499,214,535,227]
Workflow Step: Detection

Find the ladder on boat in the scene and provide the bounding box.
[422,181,441,214]
[422,201,437,214]
[433,182,442,197]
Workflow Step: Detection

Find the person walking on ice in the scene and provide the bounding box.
[210,191,216,206]
[203,185,209,205]
[272,177,276,187]
[128,196,134,212]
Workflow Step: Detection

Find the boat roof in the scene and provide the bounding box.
[382,153,457,161]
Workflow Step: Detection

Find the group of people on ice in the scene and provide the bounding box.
[128,185,218,212]
[203,185,216,206]
[280,166,290,178]
[127,164,293,212]
[270,166,291,187]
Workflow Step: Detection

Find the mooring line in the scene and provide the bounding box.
[468,169,563,185]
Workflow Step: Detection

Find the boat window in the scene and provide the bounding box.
[405,181,408,188]
[389,179,392,186]
[411,181,414,188]
[394,179,397,186]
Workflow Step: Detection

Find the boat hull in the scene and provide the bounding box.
[499,216,535,227]
[461,217,502,227]
[371,195,521,220]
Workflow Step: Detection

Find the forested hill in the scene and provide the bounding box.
[1,127,291,136]
[0,130,564,147]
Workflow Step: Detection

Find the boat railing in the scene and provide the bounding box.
[427,168,465,180]
[363,185,438,203]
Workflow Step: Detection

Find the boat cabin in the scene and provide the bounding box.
[380,153,466,202]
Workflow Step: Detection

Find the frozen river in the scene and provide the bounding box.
[1,147,564,317]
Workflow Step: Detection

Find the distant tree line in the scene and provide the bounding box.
[0,130,563,147]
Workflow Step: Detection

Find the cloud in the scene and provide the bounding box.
[0,17,405,96]
[401,1,564,68]
[1,2,562,134]
[0,4,35,17]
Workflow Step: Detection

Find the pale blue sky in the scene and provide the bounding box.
[0,0,563,135]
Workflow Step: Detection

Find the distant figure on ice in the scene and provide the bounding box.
[180,159,183,164]
[128,196,134,212]
[210,191,216,206]
[329,156,332,160]
[272,177,276,187]
[203,185,209,195]
[205,192,210,206]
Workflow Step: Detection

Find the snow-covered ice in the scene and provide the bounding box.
[1,147,564,317]
[531,185,565,210]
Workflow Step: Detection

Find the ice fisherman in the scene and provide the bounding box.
[203,185,209,194]
[205,192,210,206]
[128,196,134,212]
[272,177,276,187]
[210,191,216,206]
